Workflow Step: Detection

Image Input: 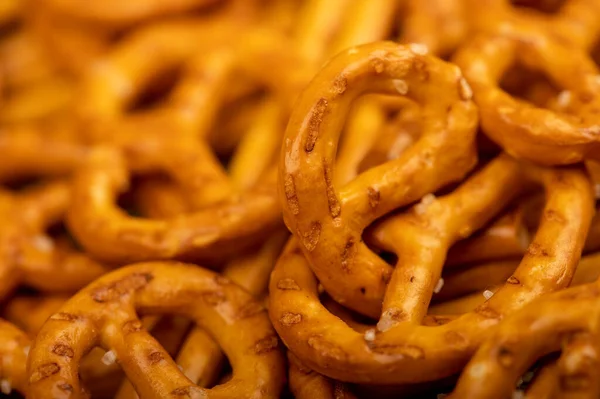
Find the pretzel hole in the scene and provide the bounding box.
[510,0,567,14]
[499,63,561,108]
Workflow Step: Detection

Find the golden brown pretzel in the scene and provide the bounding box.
[0,126,88,182]
[27,261,286,398]
[271,151,593,383]
[445,205,530,267]
[4,294,67,335]
[288,351,357,399]
[0,319,30,396]
[279,41,478,317]
[450,277,600,399]
[454,29,600,165]
[66,146,279,263]
[0,180,107,300]
[40,0,224,26]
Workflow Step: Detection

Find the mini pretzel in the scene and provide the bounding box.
[67,146,279,263]
[0,180,108,300]
[40,0,224,26]
[446,205,530,267]
[0,319,30,396]
[5,294,67,334]
[279,41,478,317]
[288,351,357,399]
[27,261,285,398]
[450,278,600,399]
[454,30,600,165]
[271,151,593,383]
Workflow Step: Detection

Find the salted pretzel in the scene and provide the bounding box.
[0,319,30,396]
[272,142,593,383]
[446,205,530,267]
[0,180,108,300]
[39,0,225,26]
[27,261,286,398]
[279,41,478,317]
[465,0,600,51]
[454,27,600,165]
[4,294,67,335]
[450,276,600,399]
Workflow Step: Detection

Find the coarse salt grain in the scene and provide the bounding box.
[101,350,117,365]
[512,390,525,399]
[364,329,376,342]
[409,43,429,55]
[0,380,10,395]
[434,278,444,294]
[483,290,494,300]
[32,235,54,252]
[393,79,409,95]
[414,194,436,215]
[459,77,473,101]
[557,90,572,108]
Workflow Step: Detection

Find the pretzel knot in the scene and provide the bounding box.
[279,42,479,317]
[454,30,600,165]
[451,279,600,398]
[27,261,286,398]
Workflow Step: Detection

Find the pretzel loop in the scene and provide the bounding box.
[27,262,285,398]
[454,31,600,165]
[280,41,478,316]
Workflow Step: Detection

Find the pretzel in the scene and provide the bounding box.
[446,201,600,268]
[4,294,67,335]
[400,0,466,56]
[288,351,357,399]
[453,29,600,165]
[450,277,600,399]
[431,252,600,315]
[466,0,600,51]
[271,147,593,383]
[0,319,30,396]
[40,0,225,26]
[446,205,530,267]
[27,261,286,398]
[279,41,478,317]
[0,180,108,300]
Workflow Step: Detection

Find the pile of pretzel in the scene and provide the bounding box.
[1,0,600,398]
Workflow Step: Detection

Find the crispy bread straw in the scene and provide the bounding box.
[27,262,286,398]
[450,277,600,399]
[279,41,478,317]
[271,151,593,383]
[0,319,30,395]
[0,181,107,300]
[454,30,600,165]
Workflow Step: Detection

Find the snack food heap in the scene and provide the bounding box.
[1,0,600,398]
